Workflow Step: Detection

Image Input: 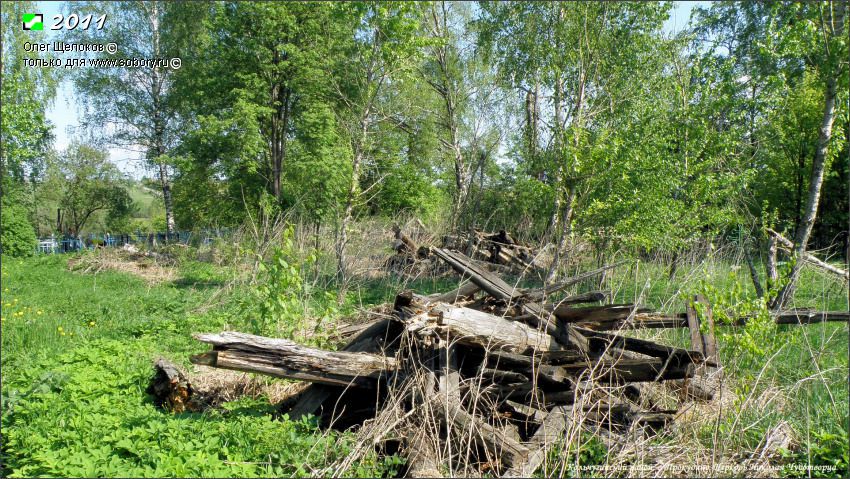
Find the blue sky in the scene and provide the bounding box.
[39,0,707,179]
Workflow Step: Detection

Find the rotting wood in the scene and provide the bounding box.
[147,358,203,413]
[503,405,572,478]
[437,395,530,471]
[288,318,395,420]
[185,254,735,474]
[425,281,481,304]
[191,332,398,388]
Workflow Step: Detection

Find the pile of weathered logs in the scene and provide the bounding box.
[187,248,722,476]
[441,229,548,274]
[387,226,549,277]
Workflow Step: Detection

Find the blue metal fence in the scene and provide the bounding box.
[35,228,232,254]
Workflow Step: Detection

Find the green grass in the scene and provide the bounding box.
[1,250,847,477]
[0,254,400,478]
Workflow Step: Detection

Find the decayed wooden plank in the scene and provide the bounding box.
[502,406,572,478]
[685,297,704,355]
[287,319,395,420]
[437,396,530,471]
[551,303,653,323]
[773,310,850,324]
[412,303,565,354]
[573,326,708,366]
[425,281,481,304]
[432,247,591,352]
[191,332,398,388]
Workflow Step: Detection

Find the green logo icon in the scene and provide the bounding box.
[22,13,43,31]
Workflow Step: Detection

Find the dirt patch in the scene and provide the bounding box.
[68,247,177,284]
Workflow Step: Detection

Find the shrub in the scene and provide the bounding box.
[1,204,37,257]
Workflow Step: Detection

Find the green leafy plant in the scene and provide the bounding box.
[0,204,37,257]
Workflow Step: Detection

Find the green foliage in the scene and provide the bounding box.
[56,144,134,234]
[238,226,336,343]
[0,203,37,257]
[0,1,57,182]
[780,429,849,478]
[539,432,607,477]
[0,340,354,477]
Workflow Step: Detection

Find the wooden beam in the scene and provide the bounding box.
[288,319,394,420]
[191,332,398,388]
[502,406,572,478]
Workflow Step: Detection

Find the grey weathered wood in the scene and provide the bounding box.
[503,406,572,478]
[551,303,653,324]
[432,247,590,352]
[148,358,201,412]
[773,310,850,324]
[557,358,694,382]
[574,326,708,366]
[479,367,529,385]
[405,303,565,355]
[288,319,394,420]
[191,332,397,388]
[437,396,530,470]
[425,281,481,304]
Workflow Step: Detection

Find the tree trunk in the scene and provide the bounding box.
[158,161,175,234]
[773,73,840,309]
[337,118,369,293]
[191,331,398,388]
[745,247,765,298]
[767,235,779,288]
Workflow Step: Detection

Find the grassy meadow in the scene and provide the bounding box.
[0,239,847,477]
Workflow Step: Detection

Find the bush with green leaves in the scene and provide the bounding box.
[0,204,37,257]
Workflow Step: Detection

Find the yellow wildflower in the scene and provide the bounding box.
[37,310,43,315]
[61,332,66,336]
[88,321,95,327]
[57,326,63,332]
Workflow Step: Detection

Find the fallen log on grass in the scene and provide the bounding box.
[191,332,398,388]
[147,358,204,413]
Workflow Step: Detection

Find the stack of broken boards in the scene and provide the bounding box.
[440,229,548,275]
[191,248,717,477]
[387,227,547,277]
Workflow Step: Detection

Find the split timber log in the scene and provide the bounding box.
[288,318,396,420]
[552,290,609,306]
[556,358,694,383]
[147,358,203,413]
[550,304,653,324]
[502,406,572,478]
[768,228,849,280]
[432,247,589,352]
[573,326,709,367]
[391,225,418,255]
[191,332,398,388]
[425,281,481,304]
[403,302,566,355]
[773,310,850,324]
